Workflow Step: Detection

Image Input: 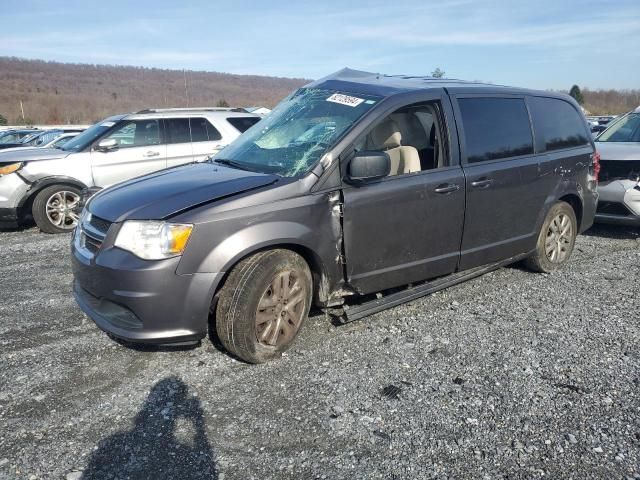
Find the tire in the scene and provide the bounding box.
[32,184,82,234]
[524,201,577,273]
[216,249,312,364]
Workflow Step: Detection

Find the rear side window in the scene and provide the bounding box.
[165,118,222,143]
[529,97,589,151]
[165,118,191,144]
[190,118,210,142]
[458,97,534,163]
[227,116,261,133]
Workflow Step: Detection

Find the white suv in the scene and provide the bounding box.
[0,108,261,233]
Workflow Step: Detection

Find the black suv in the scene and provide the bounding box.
[71,69,599,363]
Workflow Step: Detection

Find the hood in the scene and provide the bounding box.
[88,162,279,222]
[595,142,640,161]
[0,147,71,164]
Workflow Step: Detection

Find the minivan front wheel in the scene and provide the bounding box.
[525,201,577,273]
[32,185,82,234]
[215,249,312,363]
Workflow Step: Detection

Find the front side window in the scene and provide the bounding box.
[597,112,640,143]
[103,120,161,148]
[215,88,382,176]
[529,97,590,151]
[458,97,533,163]
[355,101,447,176]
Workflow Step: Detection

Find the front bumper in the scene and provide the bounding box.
[595,180,640,226]
[0,207,18,227]
[0,172,30,226]
[71,227,223,345]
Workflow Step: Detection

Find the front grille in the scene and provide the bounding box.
[88,215,112,236]
[597,201,632,217]
[599,160,640,182]
[83,234,102,254]
[79,214,112,256]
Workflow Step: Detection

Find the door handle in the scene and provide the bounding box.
[470,178,493,189]
[143,151,160,157]
[434,183,460,194]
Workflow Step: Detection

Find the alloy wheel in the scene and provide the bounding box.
[45,190,80,230]
[544,213,573,263]
[255,270,308,347]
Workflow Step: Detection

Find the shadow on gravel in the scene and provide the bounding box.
[583,224,640,240]
[81,376,217,479]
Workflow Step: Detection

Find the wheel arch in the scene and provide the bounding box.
[558,192,583,231]
[208,241,332,314]
[17,175,88,215]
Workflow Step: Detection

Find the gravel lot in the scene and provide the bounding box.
[0,224,639,479]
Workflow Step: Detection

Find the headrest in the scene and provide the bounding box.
[369,119,401,149]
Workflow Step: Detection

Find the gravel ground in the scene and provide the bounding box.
[0,224,639,480]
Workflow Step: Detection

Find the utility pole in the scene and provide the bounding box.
[20,100,25,125]
[183,69,190,107]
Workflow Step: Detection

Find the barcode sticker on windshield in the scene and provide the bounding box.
[326,93,365,107]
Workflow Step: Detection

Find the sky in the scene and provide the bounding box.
[0,0,638,90]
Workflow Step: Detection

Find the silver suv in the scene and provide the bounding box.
[0,108,260,233]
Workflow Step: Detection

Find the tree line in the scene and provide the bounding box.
[0,57,307,125]
[0,58,637,125]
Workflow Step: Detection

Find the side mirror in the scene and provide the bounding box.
[96,138,118,152]
[347,151,390,183]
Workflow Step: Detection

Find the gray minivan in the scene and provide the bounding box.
[71,69,599,363]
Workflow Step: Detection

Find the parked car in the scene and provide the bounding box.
[0,132,80,154]
[594,106,640,225]
[0,129,82,151]
[0,129,38,145]
[0,108,260,232]
[70,69,598,363]
[590,124,608,137]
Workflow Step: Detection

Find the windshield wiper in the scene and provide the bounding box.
[213,158,259,172]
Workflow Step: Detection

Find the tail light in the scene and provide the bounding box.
[592,150,601,182]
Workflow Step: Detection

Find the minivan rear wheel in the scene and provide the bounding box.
[524,201,577,273]
[32,185,82,234]
[215,249,312,363]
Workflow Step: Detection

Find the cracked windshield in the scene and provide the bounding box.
[215,88,381,176]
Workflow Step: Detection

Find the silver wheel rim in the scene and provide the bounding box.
[255,270,308,347]
[45,190,80,230]
[544,213,573,263]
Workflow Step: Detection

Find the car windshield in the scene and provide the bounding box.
[596,112,640,143]
[214,88,382,176]
[60,120,117,152]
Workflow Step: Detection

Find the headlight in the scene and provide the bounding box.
[114,221,193,260]
[0,162,23,176]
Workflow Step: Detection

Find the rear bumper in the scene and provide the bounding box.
[71,235,223,345]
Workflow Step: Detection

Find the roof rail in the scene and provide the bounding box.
[135,107,248,114]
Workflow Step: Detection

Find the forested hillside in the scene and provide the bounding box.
[0,57,308,124]
[0,57,637,124]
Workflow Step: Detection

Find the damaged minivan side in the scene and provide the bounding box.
[71,69,598,363]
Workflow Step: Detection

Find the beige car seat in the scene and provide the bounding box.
[367,119,421,175]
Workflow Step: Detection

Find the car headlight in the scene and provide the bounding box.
[0,162,23,176]
[114,221,193,260]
